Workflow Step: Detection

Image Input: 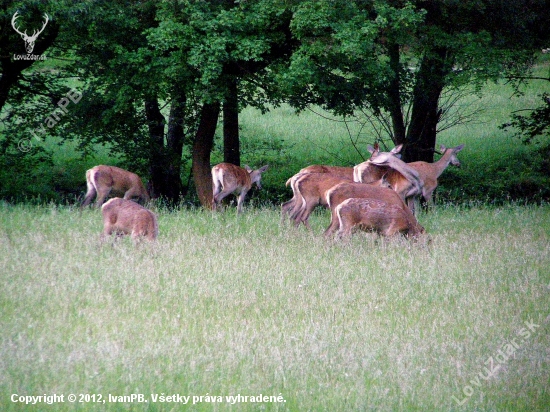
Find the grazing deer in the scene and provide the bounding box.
[336,198,425,239]
[211,162,268,213]
[81,165,150,209]
[290,172,393,229]
[407,144,464,205]
[101,198,158,243]
[324,182,412,236]
[354,144,423,214]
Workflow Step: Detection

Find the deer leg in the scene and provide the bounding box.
[211,177,225,210]
[236,189,248,213]
[297,199,319,230]
[81,188,96,209]
[281,198,296,222]
[324,210,340,237]
[406,196,417,216]
[94,187,111,208]
[213,187,234,210]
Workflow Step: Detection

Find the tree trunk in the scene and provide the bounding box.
[192,101,221,208]
[223,77,240,165]
[387,42,406,146]
[144,98,167,199]
[165,91,186,199]
[144,91,187,204]
[403,47,450,163]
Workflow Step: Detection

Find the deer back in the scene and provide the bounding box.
[102,198,157,240]
[299,165,354,179]
[213,163,252,193]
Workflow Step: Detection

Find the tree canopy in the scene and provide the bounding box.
[1,0,549,204]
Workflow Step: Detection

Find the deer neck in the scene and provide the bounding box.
[430,150,454,179]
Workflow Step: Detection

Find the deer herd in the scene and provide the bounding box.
[81,143,464,244]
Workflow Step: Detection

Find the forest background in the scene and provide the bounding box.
[1,0,550,206]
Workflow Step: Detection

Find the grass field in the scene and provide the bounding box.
[1,202,548,411]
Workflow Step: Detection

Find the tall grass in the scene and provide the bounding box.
[1,202,548,411]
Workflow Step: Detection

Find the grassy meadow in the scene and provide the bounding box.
[0,202,549,411]
[1,59,550,410]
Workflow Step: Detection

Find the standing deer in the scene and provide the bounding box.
[298,165,354,179]
[354,144,423,214]
[284,173,354,228]
[101,198,158,243]
[289,172,392,229]
[81,165,150,209]
[281,172,308,222]
[407,144,464,205]
[211,163,268,213]
[336,198,425,239]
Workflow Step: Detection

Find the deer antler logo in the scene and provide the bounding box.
[11,11,49,54]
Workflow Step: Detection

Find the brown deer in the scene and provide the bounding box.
[324,182,414,236]
[286,172,354,228]
[101,198,158,243]
[353,145,423,214]
[281,172,308,223]
[336,197,425,239]
[407,144,464,205]
[81,165,150,209]
[282,166,353,222]
[290,172,393,229]
[211,163,268,213]
[298,165,354,179]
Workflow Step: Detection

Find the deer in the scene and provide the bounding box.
[11,12,49,54]
[290,172,394,229]
[81,165,150,209]
[407,144,464,205]
[281,172,308,223]
[211,162,268,213]
[353,144,423,215]
[282,166,353,222]
[101,198,158,243]
[284,172,354,228]
[298,165,354,179]
[336,197,425,239]
[324,182,416,237]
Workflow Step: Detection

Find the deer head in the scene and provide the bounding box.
[12,11,49,54]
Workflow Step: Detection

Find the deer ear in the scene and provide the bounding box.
[367,144,375,154]
[455,144,465,152]
[391,144,403,154]
[439,144,446,152]
[258,165,269,173]
[244,164,252,172]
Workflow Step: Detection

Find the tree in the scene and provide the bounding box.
[283,0,550,162]
[56,0,294,207]
[0,1,60,111]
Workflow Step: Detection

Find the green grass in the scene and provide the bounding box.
[1,202,548,411]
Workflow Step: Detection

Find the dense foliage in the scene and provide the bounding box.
[1,0,549,204]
